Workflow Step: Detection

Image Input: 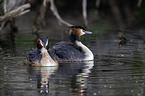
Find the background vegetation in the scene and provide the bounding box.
[0,0,145,34]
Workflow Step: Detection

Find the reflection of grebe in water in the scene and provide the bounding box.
[55,61,94,95]
[28,61,93,95]
[28,66,58,95]
[53,26,94,61]
[73,61,94,94]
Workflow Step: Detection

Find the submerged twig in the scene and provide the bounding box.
[82,0,88,28]
[49,0,73,27]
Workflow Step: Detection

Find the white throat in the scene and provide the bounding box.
[40,48,58,66]
[75,41,94,61]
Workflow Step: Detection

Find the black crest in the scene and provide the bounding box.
[69,26,85,30]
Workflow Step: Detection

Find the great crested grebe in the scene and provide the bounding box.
[27,37,58,66]
[53,26,94,61]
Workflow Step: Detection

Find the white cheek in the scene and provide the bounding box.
[45,39,48,47]
[81,29,85,35]
[40,40,44,47]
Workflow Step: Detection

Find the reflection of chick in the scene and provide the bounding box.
[117,32,127,47]
[38,67,58,95]
[28,66,58,95]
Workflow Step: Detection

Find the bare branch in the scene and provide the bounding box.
[137,0,142,8]
[0,21,6,30]
[82,0,88,28]
[49,0,73,27]
[0,3,31,21]
[15,9,30,17]
[3,0,7,14]
[109,0,124,29]
[96,0,101,8]
[43,0,47,6]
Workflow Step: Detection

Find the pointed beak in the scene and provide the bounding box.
[84,31,92,34]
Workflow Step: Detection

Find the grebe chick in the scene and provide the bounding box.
[117,32,127,45]
[53,26,94,61]
[28,37,58,66]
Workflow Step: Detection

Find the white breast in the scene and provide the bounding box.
[41,48,58,66]
[75,41,94,61]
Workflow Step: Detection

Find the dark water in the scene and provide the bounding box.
[0,29,145,96]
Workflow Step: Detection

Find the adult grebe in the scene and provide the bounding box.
[53,26,94,61]
[27,37,58,66]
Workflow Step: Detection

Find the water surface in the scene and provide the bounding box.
[0,29,145,96]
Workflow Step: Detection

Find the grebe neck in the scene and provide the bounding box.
[74,40,94,61]
[40,48,58,66]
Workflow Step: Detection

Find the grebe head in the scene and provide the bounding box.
[69,26,92,42]
[36,37,58,66]
[37,37,49,53]
[37,37,49,49]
